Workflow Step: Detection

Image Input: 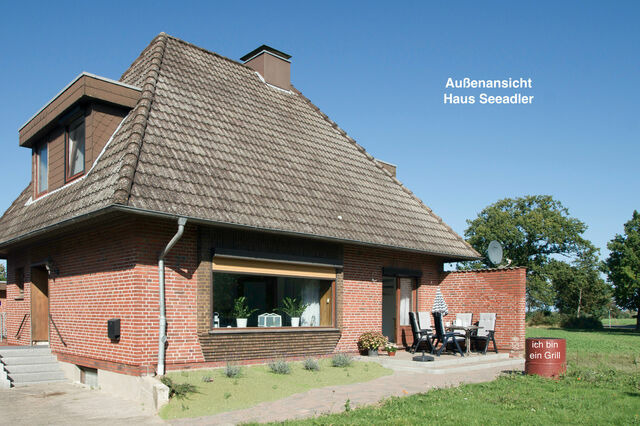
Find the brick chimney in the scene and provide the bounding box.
[241,45,291,90]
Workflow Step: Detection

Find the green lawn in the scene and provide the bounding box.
[602,318,638,327]
[159,359,392,419]
[273,328,640,425]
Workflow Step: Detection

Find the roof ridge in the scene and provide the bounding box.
[162,33,266,74]
[290,85,479,257]
[112,33,168,205]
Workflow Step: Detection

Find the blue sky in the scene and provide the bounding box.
[0,1,638,268]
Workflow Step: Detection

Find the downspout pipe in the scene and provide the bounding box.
[157,217,187,376]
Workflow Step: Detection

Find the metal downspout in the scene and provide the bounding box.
[157,217,187,376]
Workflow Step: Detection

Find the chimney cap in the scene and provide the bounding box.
[241,45,291,63]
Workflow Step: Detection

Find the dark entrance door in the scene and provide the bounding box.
[30,266,49,343]
[382,277,396,342]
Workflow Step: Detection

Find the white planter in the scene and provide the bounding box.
[291,317,300,327]
[236,318,248,328]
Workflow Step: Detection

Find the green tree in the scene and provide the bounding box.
[0,262,6,281]
[548,248,610,317]
[464,195,594,311]
[605,210,640,330]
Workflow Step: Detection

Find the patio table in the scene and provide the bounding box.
[447,325,482,355]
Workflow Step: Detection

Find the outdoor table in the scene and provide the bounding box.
[447,325,482,355]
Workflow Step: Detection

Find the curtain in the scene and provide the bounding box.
[399,278,412,326]
[300,281,320,326]
[68,120,85,176]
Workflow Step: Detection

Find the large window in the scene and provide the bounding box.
[67,118,85,179]
[36,142,48,194]
[212,272,334,328]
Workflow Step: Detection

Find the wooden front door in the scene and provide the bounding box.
[30,266,49,342]
[319,281,333,326]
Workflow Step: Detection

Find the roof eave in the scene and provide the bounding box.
[0,205,481,262]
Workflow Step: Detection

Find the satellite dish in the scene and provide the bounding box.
[487,241,503,266]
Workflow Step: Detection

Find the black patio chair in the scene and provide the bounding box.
[471,313,498,354]
[432,312,465,357]
[409,312,434,354]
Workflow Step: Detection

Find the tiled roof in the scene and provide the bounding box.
[0,33,479,260]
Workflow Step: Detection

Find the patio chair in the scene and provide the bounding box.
[471,313,498,354]
[432,312,465,357]
[417,311,433,332]
[453,312,473,337]
[409,312,434,354]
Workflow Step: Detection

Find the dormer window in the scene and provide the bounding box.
[37,142,48,194]
[67,118,85,180]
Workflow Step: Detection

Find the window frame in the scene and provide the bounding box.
[210,271,337,331]
[65,116,86,182]
[35,141,49,196]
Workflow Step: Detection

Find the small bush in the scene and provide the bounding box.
[561,316,603,329]
[331,353,353,368]
[160,376,197,400]
[357,331,388,351]
[526,311,565,326]
[224,363,242,378]
[201,374,214,383]
[268,359,291,374]
[303,357,320,371]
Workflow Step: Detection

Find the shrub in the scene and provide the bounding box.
[561,316,604,329]
[224,362,242,378]
[303,357,320,371]
[331,353,353,368]
[268,359,291,374]
[357,331,388,351]
[526,310,565,326]
[160,376,197,400]
[201,374,214,383]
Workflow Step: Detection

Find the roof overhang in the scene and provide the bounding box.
[0,205,480,263]
[19,72,141,148]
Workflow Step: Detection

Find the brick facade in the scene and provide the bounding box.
[337,245,526,356]
[2,216,526,375]
[4,215,204,372]
[438,268,527,355]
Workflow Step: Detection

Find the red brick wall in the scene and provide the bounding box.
[438,268,527,355]
[4,216,204,372]
[337,245,526,356]
[336,245,441,352]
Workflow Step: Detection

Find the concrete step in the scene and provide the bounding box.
[425,358,524,374]
[7,370,66,384]
[0,346,52,357]
[0,355,58,366]
[4,363,62,374]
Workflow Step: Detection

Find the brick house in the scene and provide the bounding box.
[0,34,525,381]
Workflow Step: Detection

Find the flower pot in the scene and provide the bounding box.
[291,317,300,327]
[368,349,378,357]
[388,351,396,357]
[236,318,248,328]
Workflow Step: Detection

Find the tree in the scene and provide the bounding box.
[605,210,640,330]
[548,247,610,317]
[0,262,6,281]
[464,195,595,311]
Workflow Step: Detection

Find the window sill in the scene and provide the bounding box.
[208,327,339,335]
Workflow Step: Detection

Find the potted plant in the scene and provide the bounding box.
[384,343,398,357]
[277,297,309,327]
[358,331,388,356]
[232,296,258,328]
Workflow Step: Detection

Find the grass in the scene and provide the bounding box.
[272,327,640,425]
[158,359,392,419]
[602,318,638,327]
